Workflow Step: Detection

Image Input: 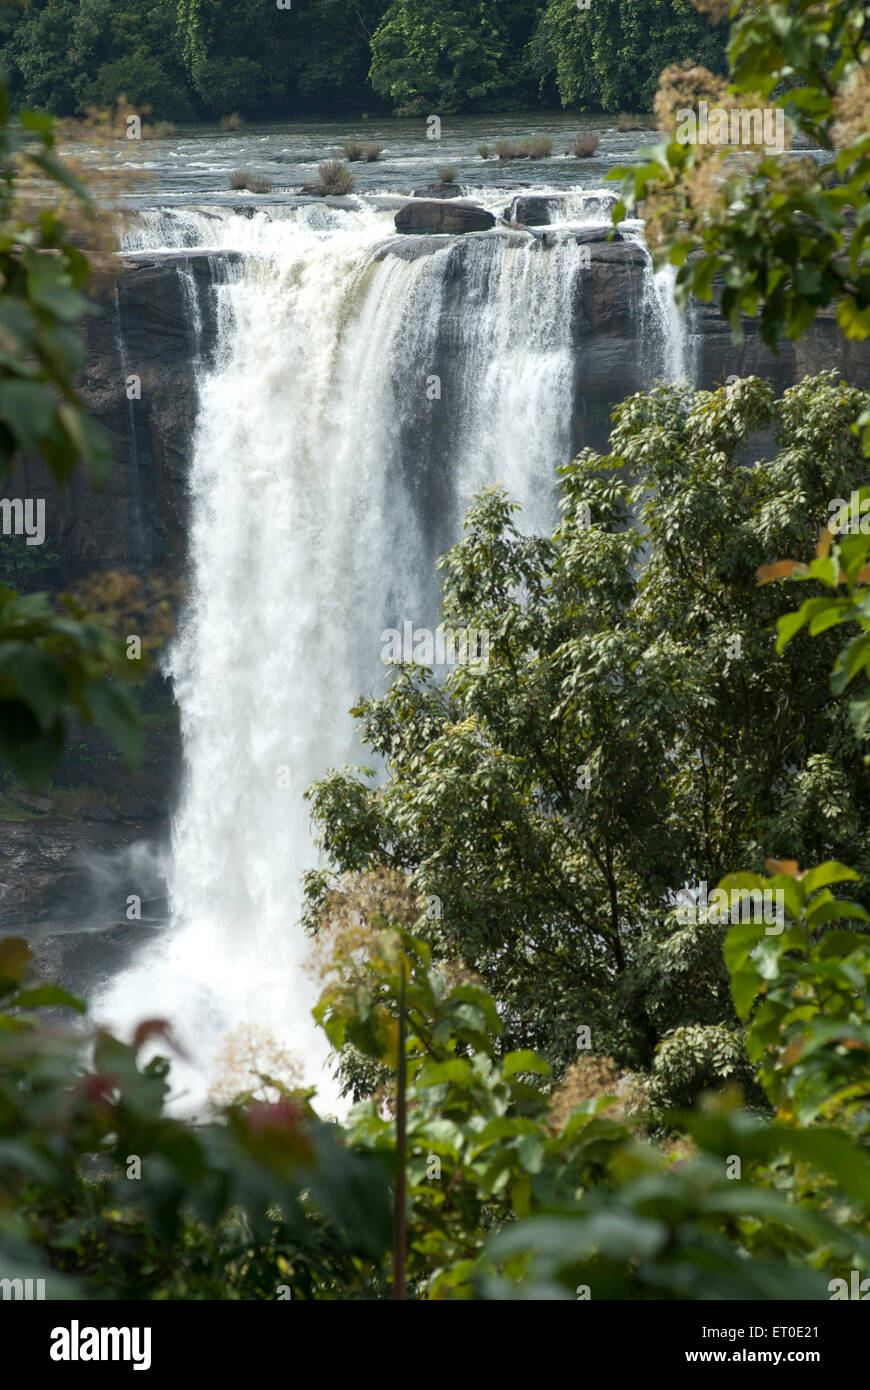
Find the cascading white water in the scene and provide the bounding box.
[447,235,584,528]
[477,185,688,385]
[96,200,688,1113]
[643,261,688,383]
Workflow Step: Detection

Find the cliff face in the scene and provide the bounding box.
[27,253,237,582]
[8,231,869,588]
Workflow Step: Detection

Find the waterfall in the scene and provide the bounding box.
[445,235,584,535]
[643,260,688,383]
[176,261,204,363]
[96,204,688,1113]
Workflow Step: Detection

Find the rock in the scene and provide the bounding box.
[295,188,359,204]
[83,803,120,823]
[411,183,463,200]
[463,228,538,249]
[563,227,631,249]
[16,792,52,813]
[224,195,359,211]
[580,192,620,220]
[0,817,168,994]
[394,200,496,235]
[503,194,556,225]
[122,249,243,268]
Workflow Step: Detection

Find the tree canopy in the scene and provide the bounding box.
[0,0,727,120]
[304,372,870,1101]
[616,0,870,363]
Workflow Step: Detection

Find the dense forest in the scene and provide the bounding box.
[0,0,727,121]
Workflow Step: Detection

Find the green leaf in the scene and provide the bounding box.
[502,1050,551,1078]
[0,380,55,452]
[11,984,85,1013]
[80,679,141,769]
[801,862,861,895]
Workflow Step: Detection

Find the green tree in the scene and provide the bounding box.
[313,867,870,1299]
[284,0,391,111]
[473,862,870,1298]
[531,0,727,113]
[615,0,870,375]
[178,0,390,118]
[9,0,80,115]
[7,0,195,119]
[369,0,545,116]
[5,852,870,1300]
[0,85,140,783]
[305,372,870,1093]
[0,937,392,1298]
[72,0,195,121]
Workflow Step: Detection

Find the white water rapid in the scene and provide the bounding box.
[94,199,688,1114]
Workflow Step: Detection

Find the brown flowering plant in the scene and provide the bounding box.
[613,0,870,431]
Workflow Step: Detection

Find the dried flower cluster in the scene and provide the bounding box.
[690,0,732,24]
[207,1022,304,1109]
[547,1053,648,1131]
[641,63,794,251]
[308,867,425,988]
[65,570,183,654]
[833,66,870,146]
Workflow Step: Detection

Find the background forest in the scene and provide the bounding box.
[0,0,727,122]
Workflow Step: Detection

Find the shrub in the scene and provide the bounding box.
[319,159,355,195]
[363,143,383,162]
[493,138,552,161]
[229,170,272,193]
[150,120,175,140]
[0,935,393,1300]
[220,112,244,132]
[572,133,600,158]
[522,135,553,158]
[618,113,649,132]
[477,144,493,159]
[342,139,364,161]
[437,164,458,183]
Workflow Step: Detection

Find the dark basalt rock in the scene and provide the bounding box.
[394,199,496,234]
